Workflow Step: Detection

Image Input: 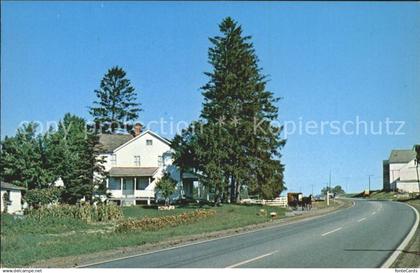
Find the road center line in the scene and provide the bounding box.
[357,217,367,222]
[372,211,376,215]
[321,227,342,236]
[226,251,278,268]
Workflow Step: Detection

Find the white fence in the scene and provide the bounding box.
[240,196,288,207]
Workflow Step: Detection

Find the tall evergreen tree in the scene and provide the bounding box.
[173,17,286,203]
[89,66,141,134]
[200,17,286,202]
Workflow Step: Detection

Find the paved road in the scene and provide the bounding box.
[89,199,416,268]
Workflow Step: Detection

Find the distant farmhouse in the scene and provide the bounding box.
[383,145,419,193]
[97,123,199,206]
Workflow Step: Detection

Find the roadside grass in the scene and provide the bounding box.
[0,204,286,267]
[121,204,214,218]
[311,200,340,210]
[367,191,403,200]
[392,199,420,268]
[350,190,418,201]
[341,193,358,198]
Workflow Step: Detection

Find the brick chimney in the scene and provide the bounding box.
[134,123,143,137]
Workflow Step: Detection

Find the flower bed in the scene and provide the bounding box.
[116,209,216,232]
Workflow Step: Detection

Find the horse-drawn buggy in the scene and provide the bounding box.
[287,192,313,210]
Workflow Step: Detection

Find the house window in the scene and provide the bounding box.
[146,139,153,146]
[136,177,149,190]
[111,154,117,165]
[134,156,141,166]
[109,177,121,190]
[158,156,163,167]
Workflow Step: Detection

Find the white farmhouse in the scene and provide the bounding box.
[97,124,195,206]
[1,182,25,214]
[383,145,419,193]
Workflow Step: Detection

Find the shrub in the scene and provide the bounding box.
[24,188,63,208]
[116,209,216,232]
[155,172,177,206]
[27,203,122,223]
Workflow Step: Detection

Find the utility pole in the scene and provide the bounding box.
[329,170,332,189]
[327,170,331,206]
[342,176,350,193]
[368,175,374,195]
[310,184,314,196]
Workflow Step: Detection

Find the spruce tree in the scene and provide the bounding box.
[201,17,286,202]
[89,66,141,134]
[172,17,286,203]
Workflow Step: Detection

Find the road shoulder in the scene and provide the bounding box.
[31,199,352,268]
[389,199,420,268]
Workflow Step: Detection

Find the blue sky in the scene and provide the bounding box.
[2,2,419,194]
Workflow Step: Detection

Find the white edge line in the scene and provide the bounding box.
[381,201,419,268]
[78,199,354,268]
[226,251,278,268]
[357,217,367,222]
[321,227,343,237]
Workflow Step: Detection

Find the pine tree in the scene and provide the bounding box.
[173,17,286,203]
[201,17,286,202]
[89,66,141,134]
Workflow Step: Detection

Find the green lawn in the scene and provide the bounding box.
[392,199,420,268]
[1,204,286,267]
[348,190,418,201]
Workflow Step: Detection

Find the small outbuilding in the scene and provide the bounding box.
[1,181,25,214]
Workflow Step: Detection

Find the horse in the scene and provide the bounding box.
[300,194,313,211]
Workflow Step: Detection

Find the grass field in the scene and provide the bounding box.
[0,204,286,267]
[392,199,420,268]
[348,190,418,201]
[311,199,341,210]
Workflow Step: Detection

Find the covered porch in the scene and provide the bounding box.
[107,167,158,206]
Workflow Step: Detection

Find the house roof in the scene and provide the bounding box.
[98,130,171,153]
[109,167,159,177]
[114,130,171,152]
[98,134,134,153]
[1,182,26,191]
[388,149,416,164]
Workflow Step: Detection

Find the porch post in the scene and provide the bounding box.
[120,177,123,196]
[134,177,137,196]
